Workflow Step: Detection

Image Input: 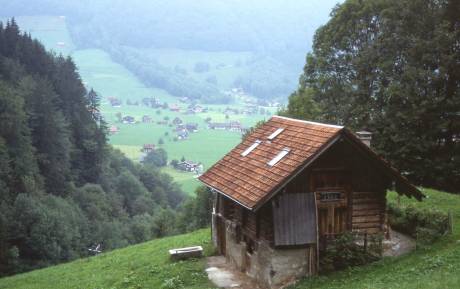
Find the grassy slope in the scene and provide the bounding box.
[1,189,458,289]
[290,188,460,289]
[0,229,216,289]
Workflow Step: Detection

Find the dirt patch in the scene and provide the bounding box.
[383,229,416,257]
[206,256,261,289]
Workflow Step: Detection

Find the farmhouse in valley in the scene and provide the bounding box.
[199,115,423,289]
[109,125,119,134]
[177,160,203,173]
[208,121,244,133]
[142,115,152,123]
[122,116,135,124]
[141,144,155,153]
[186,123,199,132]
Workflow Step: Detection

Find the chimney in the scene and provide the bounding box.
[356,131,372,147]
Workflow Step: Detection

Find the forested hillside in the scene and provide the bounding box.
[282,0,460,192]
[0,20,210,276]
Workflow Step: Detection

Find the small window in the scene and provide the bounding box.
[267,128,284,140]
[268,148,290,166]
[241,140,261,156]
[319,191,342,201]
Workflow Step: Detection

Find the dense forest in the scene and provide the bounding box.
[0,0,338,101]
[0,20,210,276]
[282,0,460,192]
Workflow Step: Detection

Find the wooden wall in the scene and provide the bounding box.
[215,137,392,251]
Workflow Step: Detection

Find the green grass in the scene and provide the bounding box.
[73,48,271,194]
[290,188,460,289]
[1,189,458,289]
[0,229,216,289]
[141,48,252,90]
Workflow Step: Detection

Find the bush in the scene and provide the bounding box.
[388,203,449,246]
[320,232,379,273]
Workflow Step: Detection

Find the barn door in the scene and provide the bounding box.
[312,170,350,239]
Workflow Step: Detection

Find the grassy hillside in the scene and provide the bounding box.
[290,188,460,289]
[0,229,216,289]
[74,48,271,195]
[1,188,458,289]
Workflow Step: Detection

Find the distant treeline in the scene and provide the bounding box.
[108,46,229,103]
[0,20,211,276]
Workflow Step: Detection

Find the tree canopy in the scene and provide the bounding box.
[284,0,460,192]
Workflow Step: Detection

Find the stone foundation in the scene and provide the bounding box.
[221,218,315,289]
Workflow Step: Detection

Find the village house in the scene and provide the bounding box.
[228,121,243,132]
[177,160,203,173]
[185,123,199,133]
[109,125,119,134]
[122,116,135,124]
[141,144,155,153]
[108,97,122,107]
[170,104,180,112]
[208,122,228,130]
[199,115,422,289]
[142,115,152,123]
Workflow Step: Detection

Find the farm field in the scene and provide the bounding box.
[134,47,253,90]
[74,48,271,195]
[6,15,274,195]
[1,188,459,289]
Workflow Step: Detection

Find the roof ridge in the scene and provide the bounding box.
[272,115,344,129]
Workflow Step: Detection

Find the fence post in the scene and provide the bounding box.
[448,211,454,234]
[363,232,368,252]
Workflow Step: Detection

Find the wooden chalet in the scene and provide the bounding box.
[199,115,422,289]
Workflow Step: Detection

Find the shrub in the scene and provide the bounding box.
[320,232,379,273]
[388,203,449,246]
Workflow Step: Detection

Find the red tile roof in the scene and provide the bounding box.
[199,116,423,210]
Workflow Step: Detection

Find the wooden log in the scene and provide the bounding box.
[352,209,383,217]
[352,203,384,211]
[352,215,381,223]
[352,222,381,229]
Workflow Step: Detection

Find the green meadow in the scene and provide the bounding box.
[3,15,273,195]
[138,47,253,89]
[1,188,459,289]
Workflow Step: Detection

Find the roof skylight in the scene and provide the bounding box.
[267,128,284,140]
[268,148,290,166]
[241,140,261,157]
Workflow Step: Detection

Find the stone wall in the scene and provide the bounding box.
[222,218,315,289]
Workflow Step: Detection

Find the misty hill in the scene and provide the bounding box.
[0,0,340,101]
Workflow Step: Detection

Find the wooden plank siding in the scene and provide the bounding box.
[351,191,386,234]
